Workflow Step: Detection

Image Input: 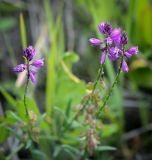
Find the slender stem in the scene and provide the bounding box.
[24,77,29,116]
[23,61,30,118]
[92,64,104,95]
[62,64,104,132]
[97,57,123,118]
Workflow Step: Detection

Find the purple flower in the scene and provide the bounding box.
[108,47,120,61]
[104,37,113,45]
[110,28,121,46]
[119,32,128,46]
[14,46,44,84]
[125,46,138,58]
[122,60,129,72]
[98,22,112,35]
[100,51,106,64]
[89,21,138,73]
[32,59,44,67]
[23,46,35,61]
[123,46,138,58]
[29,72,36,84]
[13,64,26,73]
[30,69,37,75]
[89,38,102,46]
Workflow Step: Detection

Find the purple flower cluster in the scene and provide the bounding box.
[89,22,138,72]
[13,46,44,84]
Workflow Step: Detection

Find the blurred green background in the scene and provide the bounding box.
[0,0,152,159]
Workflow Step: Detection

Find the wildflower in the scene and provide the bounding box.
[29,71,37,83]
[89,38,102,46]
[98,22,112,35]
[23,46,35,61]
[100,51,106,64]
[110,28,121,45]
[122,60,129,72]
[125,46,138,58]
[13,46,44,84]
[109,47,120,61]
[115,32,128,47]
[13,64,26,73]
[32,59,44,67]
[89,21,138,73]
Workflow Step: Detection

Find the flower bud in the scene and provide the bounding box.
[32,59,44,68]
[89,38,102,46]
[120,32,128,46]
[122,60,129,72]
[108,47,120,61]
[23,46,36,61]
[98,22,112,35]
[29,71,36,84]
[13,64,26,73]
[127,46,138,55]
[100,51,106,64]
[110,28,121,45]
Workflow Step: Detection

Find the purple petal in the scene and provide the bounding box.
[30,69,37,75]
[110,28,121,46]
[23,46,36,61]
[125,51,132,58]
[127,46,138,55]
[100,51,106,64]
[108,54,117,61]
[29,72,36,84]
[104,37,113,45]
[108,47,120,61]
[98,22,112,35]
[122,60,129,72]
[13,64,26,73]
[32,59,44,67]
[119,32,128,46]
[89,38,102,46]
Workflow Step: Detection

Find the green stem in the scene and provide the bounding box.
[24,77,29,116]
[23,61,30,118]
[80,64,104,114]
[62,64,104,132]
[97,57,123,118]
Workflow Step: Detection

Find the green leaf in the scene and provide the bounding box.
[97,146,116,151]
[16,98,40,121]
[31,149,48,160]
[0,124,9,143]
[25,139,32,149]
[6,111,23,123]
[62,51,79,65]
[20,13,27,48]
[53,146,62,158]
[61,144,80,155]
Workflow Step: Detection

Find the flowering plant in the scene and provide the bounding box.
[13,46,44,117]
[9,22,139,158]
[14,46,44,84]
[72,22,139,153]
[89,22,138,72]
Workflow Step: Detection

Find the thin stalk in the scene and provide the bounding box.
[80,64,104,113]
[23,61,34,142]
[97,57,123,118]
[24,78,29,116]
[63,64,104,132]
[23,61,30,118]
